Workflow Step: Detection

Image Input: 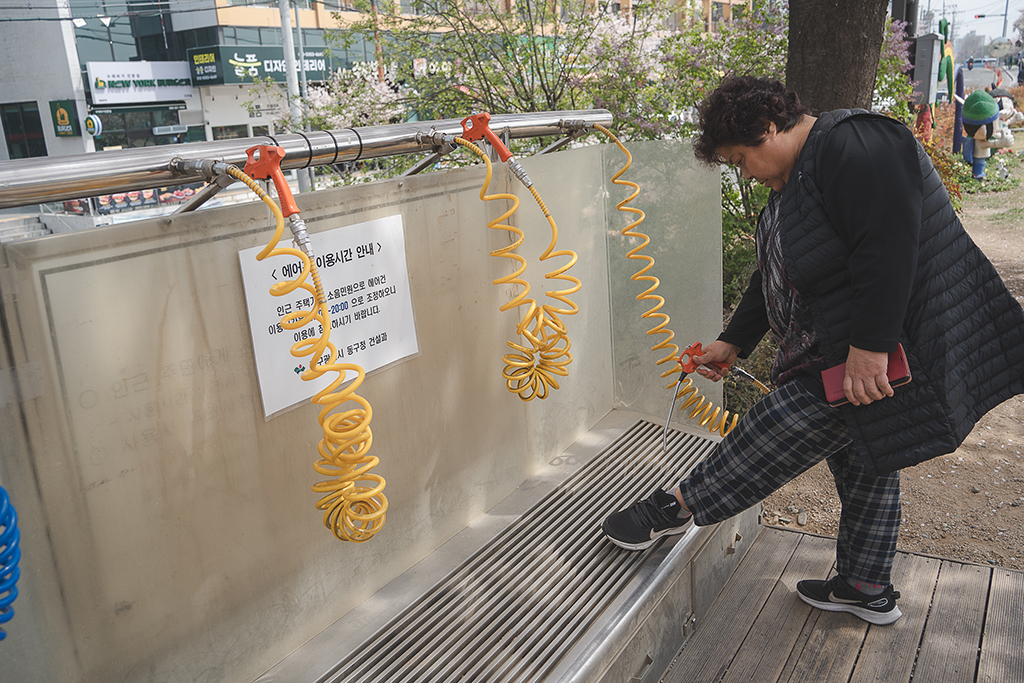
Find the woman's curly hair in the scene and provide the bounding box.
[692,76,811,165]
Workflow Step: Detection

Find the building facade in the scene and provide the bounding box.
[0,0,383,162]
[1,0,748,165]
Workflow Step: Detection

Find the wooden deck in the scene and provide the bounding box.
[663,527,1024,683]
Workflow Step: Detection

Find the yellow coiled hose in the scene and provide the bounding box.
[228,166,387,542]
[455,137,581,401]
[594,124,746,437]
[675,378,739,436]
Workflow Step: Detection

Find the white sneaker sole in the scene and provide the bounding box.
[797,592,904,625]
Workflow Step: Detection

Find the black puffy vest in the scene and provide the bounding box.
[779,109,1024,475]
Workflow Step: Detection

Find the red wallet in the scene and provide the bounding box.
[821,343,912,407]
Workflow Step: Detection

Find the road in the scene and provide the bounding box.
[961,63,1019,90]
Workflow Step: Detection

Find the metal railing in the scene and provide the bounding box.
[0,110,612,210]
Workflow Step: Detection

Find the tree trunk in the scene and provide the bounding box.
[786,0,889,114]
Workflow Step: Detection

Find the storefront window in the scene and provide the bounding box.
[99,131,128,151]
[125,111,152,129]
[2,101,48,159]
[223,26,262,45]
[73,17,139,64]
[152,110,179,127]
[93,108,187,149]
[327,34,373,69]
[178,27,219,54]
[212,124,249,140]
[302,29,327,47]
[259,27,282,45]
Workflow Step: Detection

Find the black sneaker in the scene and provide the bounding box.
[602,489,693,550]
[797,575,903,625]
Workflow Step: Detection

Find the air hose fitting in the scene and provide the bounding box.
[593,124,767,437]
[169,157,231,179]
[0,486,20,641]
[174,148,387,542]
[288,214,313,257]
[456,113,581,401]
[241,146,386,542]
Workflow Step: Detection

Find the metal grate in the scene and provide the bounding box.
[320,420,717,683]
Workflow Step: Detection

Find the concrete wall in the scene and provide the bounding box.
[0,139,720,682]
[0,0,93,160]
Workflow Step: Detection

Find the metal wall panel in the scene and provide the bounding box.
[605,140,724,419]
[0,139,719,682]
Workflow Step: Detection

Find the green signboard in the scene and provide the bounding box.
[90,103,186,115]
[84,115,102,137]
[187,46,336,86]
[49,100,81,137]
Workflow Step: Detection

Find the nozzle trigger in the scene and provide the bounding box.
[678,342,731,374]
[243,145,300,217]
[460,113,513,162]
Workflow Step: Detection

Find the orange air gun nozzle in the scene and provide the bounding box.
[243,145,300,217]
[678,342,731,374]
[460,113,513,162]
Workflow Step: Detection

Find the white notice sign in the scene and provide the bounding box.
[239,214,418,419]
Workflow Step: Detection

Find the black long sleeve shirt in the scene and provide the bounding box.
[719,116,924,383]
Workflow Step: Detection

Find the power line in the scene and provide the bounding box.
[0,0,344,20]
[0,5,221,21]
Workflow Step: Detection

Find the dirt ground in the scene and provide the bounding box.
[762,152,1024,572]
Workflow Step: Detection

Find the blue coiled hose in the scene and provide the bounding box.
[0,486,20,641]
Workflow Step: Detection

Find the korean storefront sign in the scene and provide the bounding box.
[238,215,419,419]
[83,115,102,136]
[187,46,335,86]
[86,61,194,105]
[49,100,81,137]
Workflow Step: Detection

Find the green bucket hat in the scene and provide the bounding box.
[963,90,1000,125]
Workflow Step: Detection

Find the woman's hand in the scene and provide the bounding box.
[844,346,893,405]
[694,341,741,382]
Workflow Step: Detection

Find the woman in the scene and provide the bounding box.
[602,76,1024,626]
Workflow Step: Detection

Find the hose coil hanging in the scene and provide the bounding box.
[671,376,739,436]
[228,165,387,542]
[594,124,743,437]
[455,137,581,401]
[0,486,20,641]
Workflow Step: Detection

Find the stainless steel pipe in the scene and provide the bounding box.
[0,110,612,210]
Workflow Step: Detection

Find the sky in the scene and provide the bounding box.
[920,0,1024,45]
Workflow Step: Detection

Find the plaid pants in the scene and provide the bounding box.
[677,380,902,586]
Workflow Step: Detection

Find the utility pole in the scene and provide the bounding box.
[294,0,314,190]
[370,0,386,82]
[99,15,115,59]
[295,1,310,100]
[278,0,311,192]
